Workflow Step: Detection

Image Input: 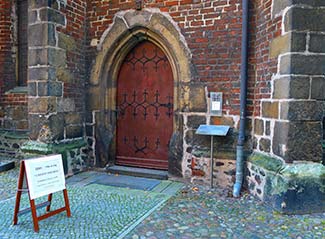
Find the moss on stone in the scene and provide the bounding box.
[248,152,325,194]
[248,152,284,172]
[281,162,325,179]
[21,139,86,155]
[0,130,29,140]
[268,174,289,195]
[21,141,54,154]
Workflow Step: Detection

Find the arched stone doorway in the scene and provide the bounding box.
[89,9,192,176]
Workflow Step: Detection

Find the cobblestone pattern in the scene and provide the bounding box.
[126,185,325,239]
[1,168,324,239]
[0,169,170,239]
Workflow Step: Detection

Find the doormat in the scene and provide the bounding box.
[0,184,171,239]
[92,174,161,191]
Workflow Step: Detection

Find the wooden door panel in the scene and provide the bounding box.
[116,41,173,170]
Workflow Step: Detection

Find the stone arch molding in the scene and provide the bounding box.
[90,8,192,113]
[89,8,192,169]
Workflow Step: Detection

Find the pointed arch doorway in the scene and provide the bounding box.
[115,41,174,170]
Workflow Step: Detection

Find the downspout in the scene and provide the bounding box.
[233,0,249,197]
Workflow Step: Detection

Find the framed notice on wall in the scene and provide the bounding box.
[24,155,66,200]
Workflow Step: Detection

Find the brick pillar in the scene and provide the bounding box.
[268,1,324,163]
[28,0,65,142]
[0,0,16,96]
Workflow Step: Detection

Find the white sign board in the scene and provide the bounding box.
[24,155,66,200]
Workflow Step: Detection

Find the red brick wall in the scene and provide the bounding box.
[0,0,16,96]
[85,0,281,117]
[248,0,281,117]
[87,0,244,115]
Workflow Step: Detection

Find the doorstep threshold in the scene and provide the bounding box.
[106,165,168,180]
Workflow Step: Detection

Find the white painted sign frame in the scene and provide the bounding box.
[24,154,66,200]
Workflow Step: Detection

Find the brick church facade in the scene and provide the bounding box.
[0,0,324,213]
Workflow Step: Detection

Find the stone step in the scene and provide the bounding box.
[106,165,168,180]
[0,159,15,173]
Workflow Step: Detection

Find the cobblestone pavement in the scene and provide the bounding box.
[125,185,325,239]
[0,166,324,239]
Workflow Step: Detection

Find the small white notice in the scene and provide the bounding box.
[211,101,221,111]
[24,155,66,200]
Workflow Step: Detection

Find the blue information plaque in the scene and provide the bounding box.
[195,125,230,136]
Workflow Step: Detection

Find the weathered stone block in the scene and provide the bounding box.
[66,125,83,139]
[280,101,323,121]
[48,48,66,67]
[254,119,264,136]
[38,81,63,97]
[265,121,271,136]
[28,114,47,140]
[273,121,289,160]
[124,10,151,28]
[11,106,28,120]
[269,32,306,58]
[273,76,310,99]
[247,153,325,214]
[88,87,101,110]
[285,7,325,32]
[186,128,237,159]
[85,125,93,137]
[57,67,74,83]
[273,121,323,162]
[57,98,76,112]
[259,138,270,153]
[29,49,48,66]
[29,48,66,67]
[28,10,37,24]
[28,97,57,113]
[261,101,279,119]
[39,8,65,26]
[28,82,37,96]
[210,116,235,127]
[188,85,207,112]
[16,120,28,130]
[21,139,87,175]
[29,67,56,81]
[48,113,64,141]
[28,23,56,47]
[280,54,325,75]
[65,113,82,125]
[187,115,206,129]
[309,33,325,53]
[168,131,183,177]
[58,33,77,51]
[311,77,325,100]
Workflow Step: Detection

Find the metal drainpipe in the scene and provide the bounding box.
[233,0,249,197]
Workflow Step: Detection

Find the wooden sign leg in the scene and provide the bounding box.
[30,199,39,232]
[63,189,71,217]
[46,193,53,212]
[13,161,25,225]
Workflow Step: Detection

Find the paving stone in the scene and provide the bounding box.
[0,169,324,238]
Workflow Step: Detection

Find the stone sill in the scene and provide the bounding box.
[0,130,29,140]
[21,139,87,155]
[0,160,15,173]
[247,153,325,214]
[5,86,28,94]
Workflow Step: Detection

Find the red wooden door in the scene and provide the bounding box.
[116,41,173,170]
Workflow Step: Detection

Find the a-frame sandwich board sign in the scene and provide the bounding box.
[13,154,71,232]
